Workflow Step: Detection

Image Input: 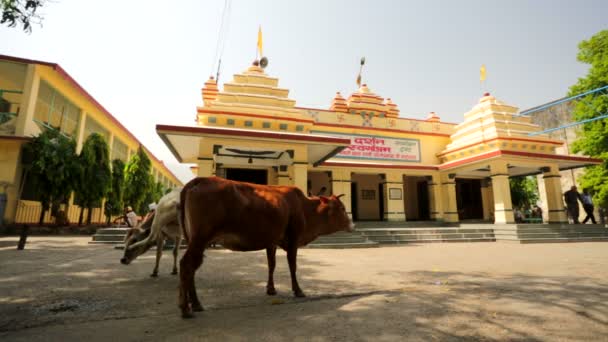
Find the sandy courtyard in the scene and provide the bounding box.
[0,236,607,341]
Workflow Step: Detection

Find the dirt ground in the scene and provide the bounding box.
[0,236,607,341]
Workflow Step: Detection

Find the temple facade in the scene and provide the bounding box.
[157,61,600,224]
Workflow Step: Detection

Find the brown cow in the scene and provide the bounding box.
[177,176,354,318]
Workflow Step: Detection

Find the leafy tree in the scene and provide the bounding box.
[21,128,79,225]
[1,0,45,32]
[74,133,111,225]
[569,30,608,207]
[138,179,165,215]
[104,159,125,224]
[123,146,152,215]
[510,176,539,209]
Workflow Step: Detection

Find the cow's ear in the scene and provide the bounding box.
[319,196,330,204]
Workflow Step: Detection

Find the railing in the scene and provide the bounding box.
[14,200,106,225]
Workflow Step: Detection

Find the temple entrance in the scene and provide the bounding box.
[351,173,384,221]
[456,178,483,220]
[403,176,431,221]
[225,168,268,185]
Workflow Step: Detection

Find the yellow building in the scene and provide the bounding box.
[158,59,600,224]
[0,55,182,225]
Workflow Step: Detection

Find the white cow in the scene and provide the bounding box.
[120,188,183,277]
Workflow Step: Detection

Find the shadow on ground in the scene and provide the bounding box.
[0,238,607,341]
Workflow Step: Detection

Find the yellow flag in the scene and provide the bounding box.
[257,26,263,56]
[480,64,487,82]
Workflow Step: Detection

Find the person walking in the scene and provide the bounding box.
[564,186,583,224]
[581,189,597,224]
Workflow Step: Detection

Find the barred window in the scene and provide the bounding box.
[34,80,81,136]
[112,138,128,162]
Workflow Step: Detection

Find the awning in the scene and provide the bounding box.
[156,124,351,166]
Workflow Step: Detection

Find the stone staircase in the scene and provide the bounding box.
[89,226,130,245]
[358,226,496,245]
[494,224,608,243]
[308,231,379,249]
[90,222,608,248]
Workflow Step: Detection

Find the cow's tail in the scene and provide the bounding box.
[178,186,190,244]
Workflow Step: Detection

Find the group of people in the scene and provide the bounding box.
[564,186,597,224]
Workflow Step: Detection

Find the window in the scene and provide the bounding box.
[112,139,128,162]
[244,120,253,127]
[279,123,288,130]
[227,118,235,125]
[295,125,304,132]
[34,81,81,136]
[84,116,109,141]
[208,117,217,124]
[262,122,271,129]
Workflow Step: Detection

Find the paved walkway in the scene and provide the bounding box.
[1,237,607,341]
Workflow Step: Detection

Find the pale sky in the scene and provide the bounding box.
[1,0,607,183]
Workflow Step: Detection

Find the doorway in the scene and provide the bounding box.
[225,168,268,185]
[456,179,483,220]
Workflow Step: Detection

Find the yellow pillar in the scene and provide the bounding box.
[440,173,458,222]
[428,174,443,221]
[197,159,214,177]
[542,165,568,223]
[277,166,290,186]
[75,111,87,154]
[490,162,514,224]
[480,179,492,220]
[15,64,40,137]
[292,163,308,193]
[107,133,115,160]
[384,173,405,221]
[331,169,352,219]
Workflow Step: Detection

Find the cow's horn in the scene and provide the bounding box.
[336,194,345,199]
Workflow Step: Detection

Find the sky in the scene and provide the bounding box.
[1,0,607,183]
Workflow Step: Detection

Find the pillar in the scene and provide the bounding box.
[331,169,352,219]
[490,162,514,224]
[480,178,492,221]
[542,165,568,223]
[197,159,214,177]
[428,174,443,221]
[277,166,290,186]
[292,163,308,193]
[15,64,40,137]
[75,111,87,154]
[440,173,458,222]
[384,173,405,221]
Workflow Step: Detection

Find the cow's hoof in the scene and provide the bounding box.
[150,273,158,278]
[266,288,277,296]
[192,303,204,312]
[181,311,194,319]
[171,270,178,275]
[294,291,306,298]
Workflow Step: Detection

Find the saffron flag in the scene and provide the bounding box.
[257,26,263,56]
[480,64,487,82]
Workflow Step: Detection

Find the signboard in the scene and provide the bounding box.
[314,132,421,162]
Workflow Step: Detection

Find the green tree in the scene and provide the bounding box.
[124,146,152,215]
[138,179,165,215]
[510,176,539,209]
[21,128,79,225]
[1,0,45,32]
[74,133,111,225]
[104,159,125,224]
[569,30,608,207]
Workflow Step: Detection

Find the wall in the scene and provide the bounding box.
[352,173,383,220]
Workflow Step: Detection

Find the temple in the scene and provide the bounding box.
[157,60,600,224]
